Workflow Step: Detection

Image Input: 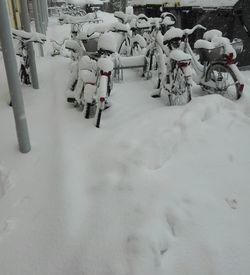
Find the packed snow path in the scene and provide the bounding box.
[1,12,250,275]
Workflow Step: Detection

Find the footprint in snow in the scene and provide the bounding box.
[225,198,238,209]
[0,219,16,241]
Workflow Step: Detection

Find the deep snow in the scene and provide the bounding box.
[1,11,250,275]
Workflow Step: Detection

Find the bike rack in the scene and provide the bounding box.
[113,55,148,81]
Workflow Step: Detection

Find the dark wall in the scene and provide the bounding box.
[133,0,250,67]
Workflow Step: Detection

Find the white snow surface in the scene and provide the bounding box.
[1,11,250,275]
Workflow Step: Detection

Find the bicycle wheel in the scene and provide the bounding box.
[107,75,112,97]
[118,39,130,56]
[169,67,192,106]
[205,63,241,101]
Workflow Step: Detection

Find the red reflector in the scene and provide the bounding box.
[100,70,112,77]
[225,53,235,64]
[239,84,244,93]
[100,97,105,103]
[178,61,190,68]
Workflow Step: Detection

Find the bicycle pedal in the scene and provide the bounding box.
[104,105,111,110]
[67,97,76,103]
[151,94,160,98]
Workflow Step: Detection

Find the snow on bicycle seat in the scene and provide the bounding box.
[12,29,46,43]
[112,22,129,33]
[97,57,114,72]
[163,27,183,44]
[65,40,84,53]
[169,49,191,62]
[203,29,222,42]
[97,32,117,54]
[78,70,96,83]
[194,39,215,50]
[114,11,127,23]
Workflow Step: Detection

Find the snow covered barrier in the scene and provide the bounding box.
[113,55,147,81]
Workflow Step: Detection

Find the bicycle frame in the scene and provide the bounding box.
[183,39,207,81]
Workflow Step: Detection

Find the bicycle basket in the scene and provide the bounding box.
[82,38,98,53]
[196,46,224,63]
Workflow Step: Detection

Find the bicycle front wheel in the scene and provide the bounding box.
[205,63,241,101]
[169,67,192,106]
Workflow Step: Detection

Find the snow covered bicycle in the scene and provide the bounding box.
[144,14,176,91]
[12,29,46,85]
[83,32,115,128]
[185,29,244,100]
[155,26,194,105]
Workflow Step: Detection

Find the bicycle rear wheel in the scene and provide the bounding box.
[205,63,241,101]
[169,67,192,106]
[95,108,102,128]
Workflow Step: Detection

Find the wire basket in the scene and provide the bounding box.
[81,38,98,53]
[196,38,243,63]
[196,46,225,63]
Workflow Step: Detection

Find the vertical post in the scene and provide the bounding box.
[37,0,45,34]
[20,0,39,89]
[0,0,31,153]
[40,0,47,33]
[32,0,44,56]
[44,0,49,27]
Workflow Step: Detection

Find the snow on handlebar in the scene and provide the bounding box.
[183,24,207,36]
[12,29,46,44]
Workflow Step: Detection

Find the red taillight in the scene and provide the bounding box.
[239,84,244,93]
[225,53,235,64]
[178,61,190,68]
[100,97,105,103]
[100,70,112,77]
[86,82,96,85]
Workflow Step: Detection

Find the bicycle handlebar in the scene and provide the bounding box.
[183,24,207,36]
[50,38,69,46]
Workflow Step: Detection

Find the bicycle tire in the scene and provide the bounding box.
[107,76,112,97]
[169,67,192,106]
[19,65,25,84]
[205,62,241,101]
[118,39,130,56]
[85,103,91,119]
[95,108,102,128]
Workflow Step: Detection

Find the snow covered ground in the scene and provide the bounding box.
[1,12,250,275]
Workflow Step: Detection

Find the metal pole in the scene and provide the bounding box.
[44,0,49,26]
[0,0,31,153]
[20,0,39,89]
[37,0,45,34]
[32,0,44,56]
[40,0,47,33]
